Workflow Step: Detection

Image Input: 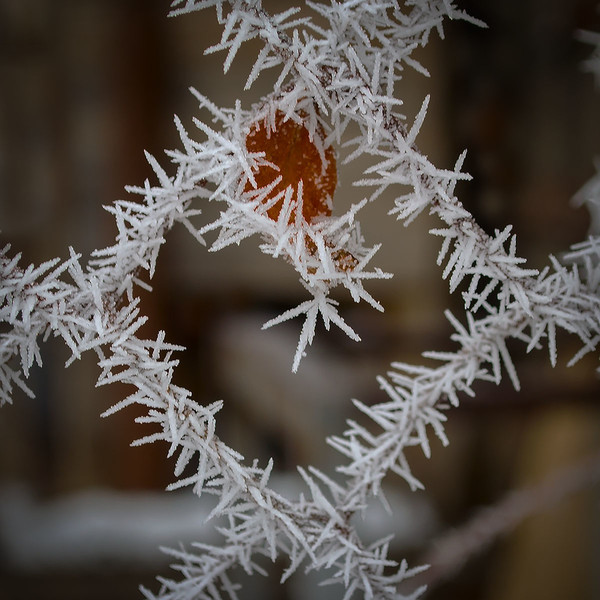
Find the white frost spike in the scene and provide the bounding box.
[263,291,360,373]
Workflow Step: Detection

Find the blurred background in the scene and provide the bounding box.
[1,0,600,598]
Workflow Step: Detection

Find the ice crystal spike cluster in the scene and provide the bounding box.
[2,1,600,599]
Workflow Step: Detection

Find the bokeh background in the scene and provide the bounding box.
[1,0,600,598]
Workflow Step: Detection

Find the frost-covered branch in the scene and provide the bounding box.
[2,1,600,599]
[330,244,600,500]
[162,0,485,370]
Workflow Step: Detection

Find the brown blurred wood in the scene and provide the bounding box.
[486,405,600,600]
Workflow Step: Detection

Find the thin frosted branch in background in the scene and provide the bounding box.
[417,449,600,592]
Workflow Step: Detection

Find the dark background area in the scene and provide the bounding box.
[1,1,600,599]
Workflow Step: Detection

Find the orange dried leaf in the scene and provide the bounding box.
[245,111,337,223]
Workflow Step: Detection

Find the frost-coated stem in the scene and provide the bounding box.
[2,1,600,599]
